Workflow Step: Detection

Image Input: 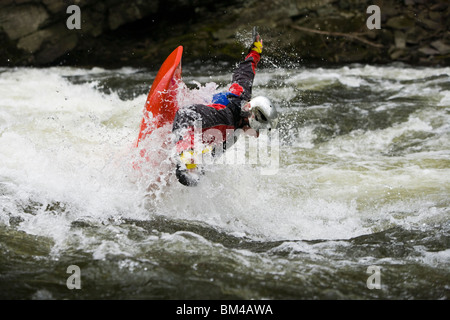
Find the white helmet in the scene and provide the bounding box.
[248,96,278,131]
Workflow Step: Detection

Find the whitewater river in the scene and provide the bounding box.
[0,61,449,300]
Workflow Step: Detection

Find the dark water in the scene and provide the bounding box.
[0,63,449,300]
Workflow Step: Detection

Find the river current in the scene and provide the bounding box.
[0,61,449,299]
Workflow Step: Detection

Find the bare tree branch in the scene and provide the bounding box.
[291,25,384,48]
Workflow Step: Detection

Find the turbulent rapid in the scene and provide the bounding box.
[0,62,449,299]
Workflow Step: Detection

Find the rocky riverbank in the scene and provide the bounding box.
[0,0,449,68]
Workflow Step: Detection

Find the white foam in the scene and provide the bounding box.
[438,90,450,107]
[420,248,450,268]
[0,65,448,251]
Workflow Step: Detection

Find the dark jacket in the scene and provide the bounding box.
[172,50,261,154]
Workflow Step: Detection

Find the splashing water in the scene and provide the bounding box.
[0,63,449,299]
